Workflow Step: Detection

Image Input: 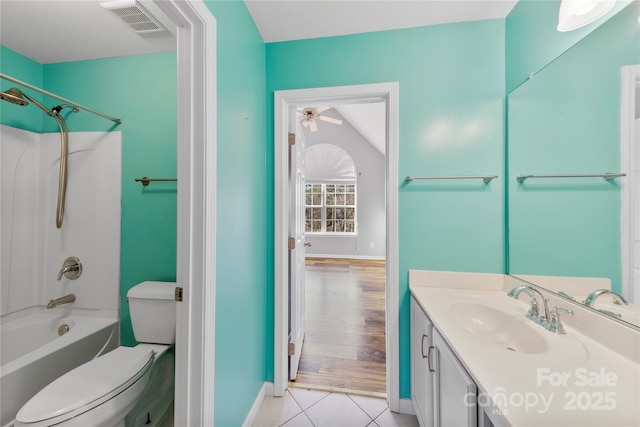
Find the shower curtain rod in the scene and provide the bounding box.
[0,73,122,124]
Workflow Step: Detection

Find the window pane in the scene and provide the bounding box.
[335,208,344,219]
[305,220,311,232]
[312,194,321,205]
[346,208,354,219]
[345,221,355,232]
[335,221,344,232]
[326,220,333,232]
[337,194,345,205]
[346,193,355,205]
[326,208,334,219]
[312,207,321,219]
[312,220,322,232]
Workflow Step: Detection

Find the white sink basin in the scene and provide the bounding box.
[448,302,548,354]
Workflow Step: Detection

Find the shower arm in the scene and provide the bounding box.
[0,72,122,124]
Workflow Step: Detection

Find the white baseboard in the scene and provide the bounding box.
[398,398,416,415]
[305,254,386,261]
[242,382,272,427]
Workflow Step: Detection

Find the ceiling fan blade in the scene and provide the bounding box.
[318,115,343,125]
[314,106,330,114]
[309,119,318,132]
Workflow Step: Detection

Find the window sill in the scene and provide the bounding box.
[306,233,358,238]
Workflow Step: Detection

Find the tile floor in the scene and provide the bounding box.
[252,388,419,427]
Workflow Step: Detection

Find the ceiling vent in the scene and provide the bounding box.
[101,0,166,34]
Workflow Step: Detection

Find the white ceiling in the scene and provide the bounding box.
[244,0,518,43]
[1,1,517,151]
[0,0,518,64]
[0,0,177,64]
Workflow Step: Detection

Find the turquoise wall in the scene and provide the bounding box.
[1,49,178,346]
[266,19,506,398]
[507,3,640,293]
[43,54,178,345]
[0,45,44,132]
[2,1,269,423]
[203,1,268,425]
[505,0,632,93]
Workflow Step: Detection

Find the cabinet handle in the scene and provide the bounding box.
[427,346,435,372]
[421,334,428,358]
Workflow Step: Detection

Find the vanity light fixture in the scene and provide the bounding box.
[557,0,615,32]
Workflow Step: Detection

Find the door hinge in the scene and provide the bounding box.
[288,132,295,146]
[175,287,183,302]
[288,342,295,356]
[288,237,295,250]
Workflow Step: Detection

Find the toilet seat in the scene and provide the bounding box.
[16,346,154,426]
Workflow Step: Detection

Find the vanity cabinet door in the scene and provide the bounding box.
[411,297,434,427]
[432,328,477,427]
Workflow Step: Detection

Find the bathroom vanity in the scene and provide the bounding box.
[409,270,640,427]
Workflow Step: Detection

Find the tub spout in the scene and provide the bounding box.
[47,293,76,309]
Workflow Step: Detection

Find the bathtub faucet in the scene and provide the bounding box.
[47,293,76,309]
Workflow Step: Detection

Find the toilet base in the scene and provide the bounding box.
[125,346,175,427]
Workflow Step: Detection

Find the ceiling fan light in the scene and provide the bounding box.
[557,0,615,32]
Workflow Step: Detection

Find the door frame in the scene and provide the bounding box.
[621,64,640,304]
[153,1,217,425]
[274,82,400,410]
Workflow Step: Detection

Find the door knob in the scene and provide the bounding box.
[304,241,312,247]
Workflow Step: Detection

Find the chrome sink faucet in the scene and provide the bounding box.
[547,306,574,334]
[583,289,628,307]
[47,293,76,309]
[507,284,550,325]
[508,285,577,334]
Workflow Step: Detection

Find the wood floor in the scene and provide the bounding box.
[292,258,387,396]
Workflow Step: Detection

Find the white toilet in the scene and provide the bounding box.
[15,281,177,427]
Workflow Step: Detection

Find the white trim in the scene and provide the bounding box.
[621,65,640,304]
[152,1,217,425]
[305,254,386,261]
[399,398,417,415]
[274,82,400,411]
[241,382,271,427]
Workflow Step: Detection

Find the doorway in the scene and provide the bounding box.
[298,257,387,395]
[621,65,640,304]
[273,82,401,410]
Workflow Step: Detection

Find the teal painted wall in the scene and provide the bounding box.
[3,1,269,423]
[505,0,632,93]
[507,3,640,293]
[1,49,177,347]
[43,54,178,345]
[266,19,506,398]
[203,1,268,425]
[0,45,44,132]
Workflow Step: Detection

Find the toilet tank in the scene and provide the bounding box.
[127,281,177,344]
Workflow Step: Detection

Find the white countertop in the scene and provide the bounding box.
[409,270,640,427]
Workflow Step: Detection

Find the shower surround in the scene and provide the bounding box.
[1,124,122,424]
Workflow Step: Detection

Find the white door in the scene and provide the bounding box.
[288,115,307,380]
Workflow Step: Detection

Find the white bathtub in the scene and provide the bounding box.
[0,309,118,427]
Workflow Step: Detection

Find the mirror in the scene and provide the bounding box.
[507,2,640,327]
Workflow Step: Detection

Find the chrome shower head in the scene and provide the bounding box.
[0,87,29,106]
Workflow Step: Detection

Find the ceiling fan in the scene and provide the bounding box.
[298,106,343,132]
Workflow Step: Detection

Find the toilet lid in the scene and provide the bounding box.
[16,346,154,424]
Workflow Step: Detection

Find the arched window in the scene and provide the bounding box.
[304,144,357,234]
